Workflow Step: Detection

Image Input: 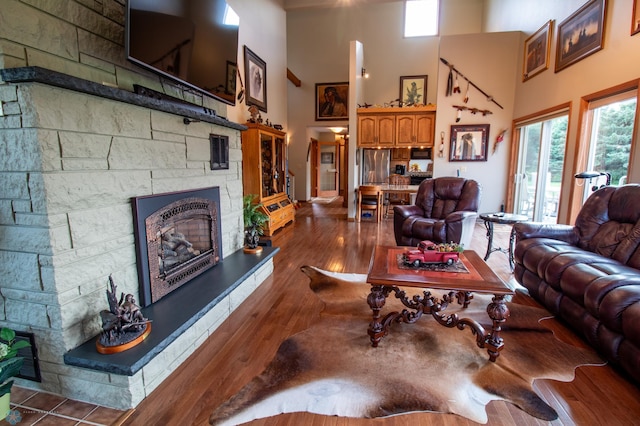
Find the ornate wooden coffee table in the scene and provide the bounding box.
[366,246,514,362]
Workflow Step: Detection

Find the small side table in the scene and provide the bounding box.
[479,212,529,270]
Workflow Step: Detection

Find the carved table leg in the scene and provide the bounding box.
[456,291,474,308]
[367,285,387,347]
[486,294,510,362]
[508,225,517,271]
[483,220,494,261]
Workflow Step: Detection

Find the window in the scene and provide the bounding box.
[223,4,239,26]
[404,0,439,37]
[210,134,229,170]
[581,90,637,201]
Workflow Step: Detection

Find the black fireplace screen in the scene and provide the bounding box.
[132,187,222,306]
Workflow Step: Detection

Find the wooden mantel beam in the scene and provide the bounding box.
[287,68,301,87]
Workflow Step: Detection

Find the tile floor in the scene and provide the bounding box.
[1,387,131,426]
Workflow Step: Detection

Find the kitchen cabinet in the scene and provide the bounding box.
[391,148,411,161]
[241,123,295,236]
[396,113,435,147]
[357,106,436,148]
[358,114,395,146]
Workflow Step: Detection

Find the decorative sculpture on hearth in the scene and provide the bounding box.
[96,275,152,354]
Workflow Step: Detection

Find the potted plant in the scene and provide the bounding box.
[0,327,30,419]
[243,194,269,254]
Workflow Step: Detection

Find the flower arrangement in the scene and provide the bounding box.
[0,328,30,397]
[434,242,464,253]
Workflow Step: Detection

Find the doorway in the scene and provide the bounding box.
[311,138,341,198]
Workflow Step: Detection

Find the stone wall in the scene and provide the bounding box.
[0,0,273,409]
[0,79,254,407]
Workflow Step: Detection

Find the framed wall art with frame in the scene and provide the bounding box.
[523,20,553,81]
[320,152,334,164]
[315,82,349,121]
[555,0,607,73]
[399,75,427,106]
[244,46,267,112]
[449,124,489,162]
[225,61,237,96]
[632,0,640,35]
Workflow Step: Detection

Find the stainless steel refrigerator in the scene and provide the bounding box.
[361,149,390,184]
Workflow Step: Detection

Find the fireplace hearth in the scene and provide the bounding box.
[133,187,223,307]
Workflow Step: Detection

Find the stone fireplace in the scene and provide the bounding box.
[0,68,278,410]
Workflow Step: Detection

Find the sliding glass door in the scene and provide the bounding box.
[513,113,568,223]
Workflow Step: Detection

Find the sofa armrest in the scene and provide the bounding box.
[445,211,478,248]
[394,204,424,219]
[514,222,579,245]
[445,210,478,224]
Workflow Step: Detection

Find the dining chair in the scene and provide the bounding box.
[357,185,383,222]
[386,174,411,218]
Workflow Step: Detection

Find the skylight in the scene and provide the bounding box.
[404,0,439,37]
[224,4,239,26]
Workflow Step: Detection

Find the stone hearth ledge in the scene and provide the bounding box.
[64,247,278,376]
[0,66,247,131]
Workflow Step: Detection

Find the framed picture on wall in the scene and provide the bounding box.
[320,152,334,164]
[523,20,553,81]
[315,82,349,121]
[555,0,607,72]
[225,61,237,96]
[244,46,267,112]
[632,0,640,35]
[399,75,427,106]
[449,124,489,162]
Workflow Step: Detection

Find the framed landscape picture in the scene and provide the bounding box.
[555,0,607,72]
[449,124,489,162]
[244,46,267,112]
[523,20,553,81]
[399,75,427,106]
[315,82,349,121]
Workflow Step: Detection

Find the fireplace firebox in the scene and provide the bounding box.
[132,187,222,306]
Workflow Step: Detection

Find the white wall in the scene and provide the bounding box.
[227,0,288,127]
[483,0,640,221]
[286,0,484,205]
[287,0,640,220]
[436,32,520,213]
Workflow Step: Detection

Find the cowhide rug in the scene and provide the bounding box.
[209,265,605,425]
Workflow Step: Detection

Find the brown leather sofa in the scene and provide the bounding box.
[513,184,640,383]
[393,177,480,248]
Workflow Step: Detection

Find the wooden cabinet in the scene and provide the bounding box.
[391,148,411,161]
[241,123,295,236]
[357,114,395,146]
[396,113,435,147]
[357,106,436,148]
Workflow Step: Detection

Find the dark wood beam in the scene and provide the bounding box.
[287,68,301,87]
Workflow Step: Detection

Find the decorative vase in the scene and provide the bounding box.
[0,392,10,420]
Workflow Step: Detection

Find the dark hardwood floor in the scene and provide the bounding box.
[123,198,640,425]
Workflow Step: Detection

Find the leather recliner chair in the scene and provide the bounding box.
[393,177,481,248]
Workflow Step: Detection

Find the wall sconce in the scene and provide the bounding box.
[361,68,369,79]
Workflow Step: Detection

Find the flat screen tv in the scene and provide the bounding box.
[126,0,239,105]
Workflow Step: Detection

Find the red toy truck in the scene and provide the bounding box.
[402,240,462,267]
